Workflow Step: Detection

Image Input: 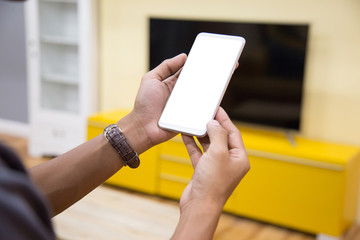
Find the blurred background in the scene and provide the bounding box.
[1,0,360,239]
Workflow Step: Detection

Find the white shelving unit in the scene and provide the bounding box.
[25,0,98,156]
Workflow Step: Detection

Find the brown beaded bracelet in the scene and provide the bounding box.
[103,124,140,169]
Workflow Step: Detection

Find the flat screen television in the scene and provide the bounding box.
[149,18,309,131]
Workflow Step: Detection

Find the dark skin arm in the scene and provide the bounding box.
[29,53,250,240]
[29,54,187,216]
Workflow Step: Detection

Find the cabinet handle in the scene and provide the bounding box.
[246,149,344,171]
[160,173,190,184]
[160,154,192,165]
[52,129,66,138]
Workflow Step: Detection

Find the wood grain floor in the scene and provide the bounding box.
[1,133,359,240]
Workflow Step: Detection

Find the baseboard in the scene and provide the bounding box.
[0,118,30,138]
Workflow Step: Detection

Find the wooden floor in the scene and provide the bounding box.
[1,133,359,240]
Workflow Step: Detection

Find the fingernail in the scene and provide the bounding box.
[209,120,220,126]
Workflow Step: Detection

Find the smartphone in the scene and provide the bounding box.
[158,32,246,137]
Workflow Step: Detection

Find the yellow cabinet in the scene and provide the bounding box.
[157,135,191,200]
[229,127,360,237]
[88,110,360,238]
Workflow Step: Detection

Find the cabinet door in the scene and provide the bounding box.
[230,153,345,235]
[38,0,80,113]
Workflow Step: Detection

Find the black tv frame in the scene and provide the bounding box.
[149,18,309,131]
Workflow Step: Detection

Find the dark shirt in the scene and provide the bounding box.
[0,143,55,240]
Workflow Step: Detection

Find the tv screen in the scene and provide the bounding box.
[149,18,309,130]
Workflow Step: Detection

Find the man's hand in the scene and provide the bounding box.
[171,107,250,240]
[117,53,187,154]
[180,107,249,209]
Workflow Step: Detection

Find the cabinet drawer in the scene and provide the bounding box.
[158,173,190,200]
[161,135,189,158]
[158,135,198,199]
[160,154,193,179]
[31,120,84,155]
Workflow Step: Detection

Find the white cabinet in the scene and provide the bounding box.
[25,0,98,156]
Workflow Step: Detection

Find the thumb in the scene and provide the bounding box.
[207,120,228,150]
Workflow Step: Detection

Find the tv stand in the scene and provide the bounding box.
[285,130,297,147]
[87,109,360,239]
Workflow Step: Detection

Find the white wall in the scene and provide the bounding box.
[0,1,28,125]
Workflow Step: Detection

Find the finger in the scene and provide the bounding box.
[215,107,245,150]
[182,134,202,168]
[197,135,210,152]
[163,66,183,93]
[149,53,187,81]
[206,120,228,152]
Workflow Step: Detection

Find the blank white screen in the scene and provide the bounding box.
[159,33,245,136]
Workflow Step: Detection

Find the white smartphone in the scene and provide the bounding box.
[158,32,246,137]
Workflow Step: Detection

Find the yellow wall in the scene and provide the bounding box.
[99,0,360,145]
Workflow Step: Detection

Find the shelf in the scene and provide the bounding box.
[42,72,78,85]
[41,35,78,46]
[39,0,78,40]
[41,43,78,79]
[41,81,79,113]
[40,0,77,3]
[38,0,79,114]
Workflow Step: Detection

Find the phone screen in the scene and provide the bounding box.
[158,33,245,136]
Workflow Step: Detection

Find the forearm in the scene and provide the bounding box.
[171,200,223,240]
[29,113,151,216]
[28,54,186,216]
[29,134,122,215]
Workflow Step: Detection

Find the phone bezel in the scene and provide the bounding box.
[158,32,246,137]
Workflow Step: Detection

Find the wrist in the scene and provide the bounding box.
[172,200,223,240]
[180,198,223,218]
[116,112,152,155]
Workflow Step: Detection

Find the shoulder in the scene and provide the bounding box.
[0,143,55,240]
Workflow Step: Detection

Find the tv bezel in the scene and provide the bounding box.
[149,17,310,133]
